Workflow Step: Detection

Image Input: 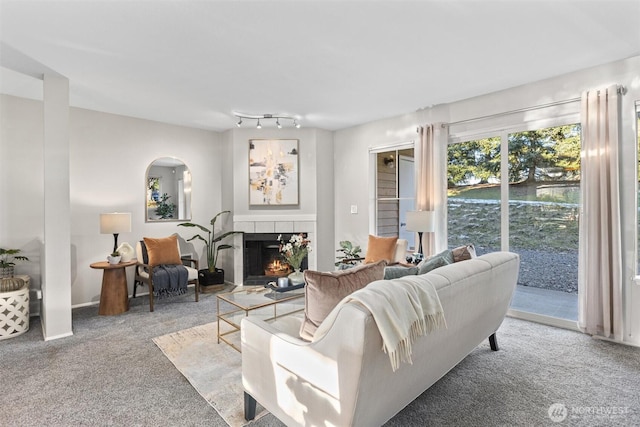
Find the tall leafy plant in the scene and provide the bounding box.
[178,211,242,272]
[0,248,29,269]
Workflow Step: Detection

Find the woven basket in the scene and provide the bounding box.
[0,277,24,292]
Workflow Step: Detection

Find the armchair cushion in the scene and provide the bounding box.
[300,260,386,341]
[364,235,398,264]
[143,235,181,266]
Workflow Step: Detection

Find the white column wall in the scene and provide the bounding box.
[41,74,72,340]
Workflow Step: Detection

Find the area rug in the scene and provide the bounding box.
[153,322,267,427]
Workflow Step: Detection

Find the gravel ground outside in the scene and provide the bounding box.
[449,199,579,294]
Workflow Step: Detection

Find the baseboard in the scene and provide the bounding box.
[507,309,580,332]
[70,283,199,309]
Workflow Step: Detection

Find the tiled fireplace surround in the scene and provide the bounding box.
[232,215,317,285]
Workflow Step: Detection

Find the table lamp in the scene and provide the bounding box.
[405,210,435,257]
[100,212,132,253]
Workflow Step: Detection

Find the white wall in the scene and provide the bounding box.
[333,55,640,346]
[227,127,335,272]
[1,94,221,308]
[230,127,319,217]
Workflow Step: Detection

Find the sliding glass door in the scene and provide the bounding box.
[507,125,580,321]
[447,123,580,322]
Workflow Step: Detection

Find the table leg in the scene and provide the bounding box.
[98,268,129,315]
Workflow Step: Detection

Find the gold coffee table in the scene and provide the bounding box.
[216,286,305,352]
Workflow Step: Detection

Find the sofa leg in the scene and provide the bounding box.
[489,333,499,351]
[244,392,257,420]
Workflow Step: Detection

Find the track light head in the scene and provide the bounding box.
[233,112,300,129]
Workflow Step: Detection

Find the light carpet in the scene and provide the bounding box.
[153,322,267,427]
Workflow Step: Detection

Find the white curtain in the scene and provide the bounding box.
[415,124,447,256]
[578,85,623,341]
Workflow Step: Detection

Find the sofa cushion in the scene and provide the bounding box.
[143,235,181,266]
[417,249,453,275]
[452,244,477,262]
[364,235,398,264]
[384,265,419,280]
[300,260,386,341]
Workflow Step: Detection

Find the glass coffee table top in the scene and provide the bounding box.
[216,286,305,352]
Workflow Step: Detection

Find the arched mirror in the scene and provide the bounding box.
[146,157,192,222]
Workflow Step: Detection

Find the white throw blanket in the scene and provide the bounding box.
[313,276,446,371]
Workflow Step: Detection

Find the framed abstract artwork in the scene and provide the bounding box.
[249,139,299,206]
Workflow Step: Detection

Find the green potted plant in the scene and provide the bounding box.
[178,210,243,287]
[335,240,363,268]
[0,248,29,278]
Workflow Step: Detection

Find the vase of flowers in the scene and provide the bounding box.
[278,233,310,285]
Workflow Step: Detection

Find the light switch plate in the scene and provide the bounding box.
[350,205,358,214]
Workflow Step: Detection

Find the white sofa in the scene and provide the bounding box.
[241,251,520,426]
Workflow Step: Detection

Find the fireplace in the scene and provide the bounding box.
[243,233,309,286]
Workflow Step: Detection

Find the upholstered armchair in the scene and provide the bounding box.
[133,235,199,311]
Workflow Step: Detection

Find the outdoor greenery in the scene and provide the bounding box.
[448,199,579,253]
[447,125,581,188]
[447,124,583,295]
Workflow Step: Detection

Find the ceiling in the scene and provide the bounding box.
[1,1,639,132]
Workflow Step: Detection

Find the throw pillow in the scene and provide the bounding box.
[364,235,398,264]
[384,265,419,280]
[451,244,477,262]
[143,235,181,266]
[300,260,386,341]
[417,249,453,275]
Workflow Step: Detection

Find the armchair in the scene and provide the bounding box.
[133,235,199,311]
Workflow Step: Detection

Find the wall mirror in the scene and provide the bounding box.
[146,157,192,222]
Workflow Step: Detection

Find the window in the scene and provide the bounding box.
[372,146,415,249]
[447,137,501,255]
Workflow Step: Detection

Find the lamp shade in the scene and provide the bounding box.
[100,213,132,234]
[405,210,435,233]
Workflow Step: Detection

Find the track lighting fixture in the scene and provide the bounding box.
[233,112,301,129]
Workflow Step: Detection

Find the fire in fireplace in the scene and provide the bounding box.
[243,232,308,285]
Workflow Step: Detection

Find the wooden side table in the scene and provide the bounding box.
[90,259,137,315]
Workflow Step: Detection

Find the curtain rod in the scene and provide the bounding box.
[441,85,626,129]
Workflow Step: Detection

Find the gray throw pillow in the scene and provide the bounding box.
[384,265,419,280]
[417,249,453,275]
